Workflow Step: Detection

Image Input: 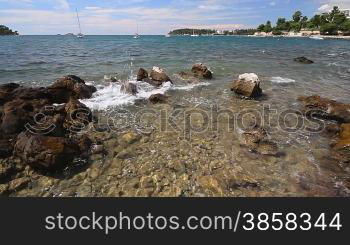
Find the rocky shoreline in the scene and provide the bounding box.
[1,60,350,197]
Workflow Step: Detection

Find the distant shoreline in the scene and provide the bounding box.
[247,34,350,40]
[1,34,350,40]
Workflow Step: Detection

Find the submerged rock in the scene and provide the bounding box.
[294,56,314,64]
[333,124,350,150]
[231,73,262,98]
[149,94,167,104]
[239,126,280,156]
[121,82,138,95]
[191,63,213,79]
[178,63,212,83]
[298,95,350,123]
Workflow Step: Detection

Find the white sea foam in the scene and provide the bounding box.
[270,76,296,84]
[81,78,210,110]
[172,82,210,91]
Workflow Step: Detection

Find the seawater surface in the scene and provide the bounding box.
[1,35,350,197]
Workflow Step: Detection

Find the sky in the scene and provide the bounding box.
[0,0,349,35]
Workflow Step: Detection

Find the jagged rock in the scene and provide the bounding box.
[0,99,38,135]
[231,73,262,98]
[48,75,97,103]
[137,68,149,81]
[0,139,13,159]
[121,82,138,95]
[149,94,167,104]
[14,132,81,170]
[63,98,93,133]
[298,95,350,123]
[149,67,172,86]
[333,124,350,150]
[191,63,213,79]
[0,83,21,105]
[294,56,314,64]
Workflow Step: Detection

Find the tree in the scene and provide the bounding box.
[0,25,19,35]
[289,22,300,32]
[272,29,283,35]
[276,18,288,31]
[263,21,273,32]
[309,15,321,29]
[257,24,265,32]
[292,11,302,23]
[340,20,350,34]
[320,23,338,35]
[320,14,330,25]
[300,16,308,29]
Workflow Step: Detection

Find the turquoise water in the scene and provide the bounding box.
[3,35,350,196]
[0,35,349,86]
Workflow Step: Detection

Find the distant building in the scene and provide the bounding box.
[342,9,350,18]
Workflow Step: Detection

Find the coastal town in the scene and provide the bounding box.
[169,6,350,39]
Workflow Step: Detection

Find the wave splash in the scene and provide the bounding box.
[81,77,209,110]
[270,76,296,84]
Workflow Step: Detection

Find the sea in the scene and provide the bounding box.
[1,35,350,196]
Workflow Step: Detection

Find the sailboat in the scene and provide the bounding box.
[134,24,140,39]
[76,8,84,38]
[191,29,199,37]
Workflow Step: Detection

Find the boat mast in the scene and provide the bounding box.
[76,8,82,34]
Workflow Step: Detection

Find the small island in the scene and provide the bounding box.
[0,25,19,35]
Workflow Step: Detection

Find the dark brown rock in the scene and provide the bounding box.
[191,63,213,79]
[333,124,350,151]
[14,132,81,170]
[298,95,350,123]
[0,83,21,105]
[137,68,149,81]
[48,75,96,103]
[63,98,93,133]
[149,94,167,104]
[294,57,314,64]
[0,139,14,159]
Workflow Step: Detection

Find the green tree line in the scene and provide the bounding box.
[256,6,350,35]
[0,25,19,35]
[168,29,217,35]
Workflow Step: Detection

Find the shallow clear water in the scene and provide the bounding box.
[2,35,350,197]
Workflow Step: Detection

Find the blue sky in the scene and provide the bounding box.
[0,0,349,34]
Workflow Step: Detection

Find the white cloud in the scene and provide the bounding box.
[0,0,263,34]
[317,0,350,11]
[269,1,276,6]
[318,4,331,11]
